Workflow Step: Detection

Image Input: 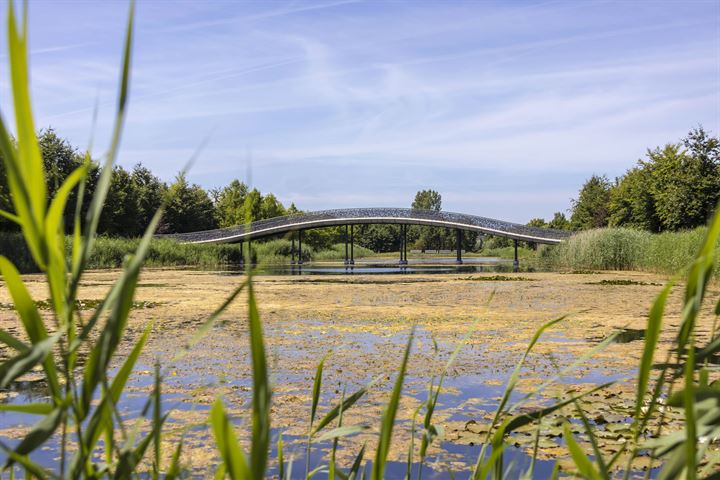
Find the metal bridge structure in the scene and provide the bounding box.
[166,207,571,271]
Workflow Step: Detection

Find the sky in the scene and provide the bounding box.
[0,0,718,223]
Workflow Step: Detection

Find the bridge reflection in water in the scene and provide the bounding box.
[255,258,521,276]
[166,208,571,272]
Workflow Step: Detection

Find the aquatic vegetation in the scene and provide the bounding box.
[586,279,661,286]
[462,275,531,282]
[0,299,162,311]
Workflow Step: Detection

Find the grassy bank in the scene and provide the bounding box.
[479,245,535,259]
[538,226,720,276]
[3,226,717,276]
[0,233,374,272]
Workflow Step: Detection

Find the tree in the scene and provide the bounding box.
[608,167,658,231]
[411,189,442,252]
[570,175,611,230]
[604,127,719,232]
[163,173,217,233]
[39,129,83,197]
[548,212,570,230]
[286,202,301,215]
[244,189,263,222]
[98,166,140,236]
[678,126,719,224]
[355,224,400,252]
[36,129,95,233]
[527,218,547,228]
[644,141,719,231]
[214,180,249,227]
[131,164,166,234]
[95,164,166,237]
[260,193,285,219]
[412,190,442,211]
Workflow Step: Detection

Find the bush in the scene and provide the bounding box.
[0,232,36,272]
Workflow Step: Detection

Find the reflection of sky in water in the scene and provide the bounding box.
[0,321,637,477]
[217,256,540,276]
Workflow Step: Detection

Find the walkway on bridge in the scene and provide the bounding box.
[166,207,571,271]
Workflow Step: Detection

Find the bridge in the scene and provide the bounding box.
[167,207,571,271]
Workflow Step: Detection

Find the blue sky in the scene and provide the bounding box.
[2,0,719,222]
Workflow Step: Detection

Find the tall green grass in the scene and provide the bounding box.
[89,237,242,269]
[538,226,720,277]
[0,233,375,272]
[0,3,717,478]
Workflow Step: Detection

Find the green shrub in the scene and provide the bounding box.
[0,231,36,272]
[480,245,534,260]
[311,242,374,261]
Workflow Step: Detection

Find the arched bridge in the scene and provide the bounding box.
[166,208,571,270]
[168,208,569,244]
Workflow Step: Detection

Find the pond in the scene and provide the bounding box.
[0,269,686,477]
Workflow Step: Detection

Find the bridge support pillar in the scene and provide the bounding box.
[513,239,519,273]
[248,240,257,265]
[399,224,408,265]
[350,225,355,265]
[298,230,304,265]
[291,236,296,264]
[239,240,244,266]
[456,229,463,264]
[344,225,349,265]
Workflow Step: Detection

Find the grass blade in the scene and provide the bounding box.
[0,403,53,415]
[312,351,331,426]
[317,425,370,442]
[347,444,366,480]
[247,279,271,479]
[563,423,602,480]
[371,328,414,480]
[165,439,184,480]
[70,0,134,292]
[278,433,285,480]
[0,329,29,352]
[4,407,64,468]
[7,1,46,236]
[306,351,331,478]
[312,378,377,435]
[0,333,60,389]
[210,398,250,479]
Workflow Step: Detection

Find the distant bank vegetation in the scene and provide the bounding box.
[0,234,375,272]
[522,126,720,278]
[527,126,719,234]
[1,128,718,276]
[536,226,720,278]
[0,134,479,256]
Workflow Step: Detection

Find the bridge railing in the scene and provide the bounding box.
[160,208,572,244]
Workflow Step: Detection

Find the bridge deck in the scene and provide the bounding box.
[165,208,571,245]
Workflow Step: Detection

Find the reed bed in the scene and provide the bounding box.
[0,234,374,272]
[538,226,720,277]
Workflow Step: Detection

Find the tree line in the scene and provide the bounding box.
[529,126,720,233]
[7,126,710,253]
[0,129,299,237]
[0,130,477,253]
